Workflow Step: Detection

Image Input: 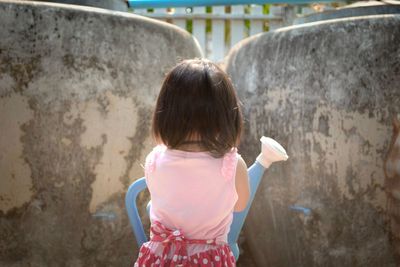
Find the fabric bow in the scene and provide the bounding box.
[150,221,217,266]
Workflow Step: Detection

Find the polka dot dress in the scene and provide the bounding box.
[133,221,236,267]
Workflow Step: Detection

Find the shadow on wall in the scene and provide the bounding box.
[384,116,400,264]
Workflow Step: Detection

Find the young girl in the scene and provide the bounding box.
[134,59,286,267]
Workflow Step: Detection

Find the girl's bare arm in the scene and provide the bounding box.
[234,157,250,212]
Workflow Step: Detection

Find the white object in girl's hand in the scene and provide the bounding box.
[256,136,289,168]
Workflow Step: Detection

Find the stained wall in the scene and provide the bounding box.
[226,14,400,267]
[0,1,201,266]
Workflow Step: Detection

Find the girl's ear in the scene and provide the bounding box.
[393,114,400,132]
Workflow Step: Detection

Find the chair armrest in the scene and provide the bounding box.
[125,177,149,247]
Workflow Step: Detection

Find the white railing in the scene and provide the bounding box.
[132,5,321,61]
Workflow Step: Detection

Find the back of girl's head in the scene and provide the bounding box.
[152,58,243,157]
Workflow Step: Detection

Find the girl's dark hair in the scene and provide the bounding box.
[152,58,243,157]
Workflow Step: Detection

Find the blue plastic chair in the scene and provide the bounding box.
[125,161,266,260]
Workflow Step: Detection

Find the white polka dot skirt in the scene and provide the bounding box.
[133,242,236,267]
[133,221,236,266]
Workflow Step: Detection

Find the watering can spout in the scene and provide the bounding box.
[256,136,289,168]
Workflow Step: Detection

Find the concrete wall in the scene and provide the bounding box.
[0,1,201,266]
[38,0,129,12]
[293,2,400,25]
[226,15,400,267]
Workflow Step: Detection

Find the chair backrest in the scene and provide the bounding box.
[125,161,266,260]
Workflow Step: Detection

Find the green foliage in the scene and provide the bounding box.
[263,4,270,14]
[263,4,270,31]
[206,7,211,33]
[187,19,193,33]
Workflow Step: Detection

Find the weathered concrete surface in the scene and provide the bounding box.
[294,1,400,25]
[40,0,129,12]
[0,1,201,266]
[226,14,400,267]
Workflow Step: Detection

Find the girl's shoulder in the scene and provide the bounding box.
[144,145,167,174]
[144,145,240,180]
[221,147,240,181]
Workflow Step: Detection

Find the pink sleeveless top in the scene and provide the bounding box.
[134,145,239,266]
[144,145,239,244]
